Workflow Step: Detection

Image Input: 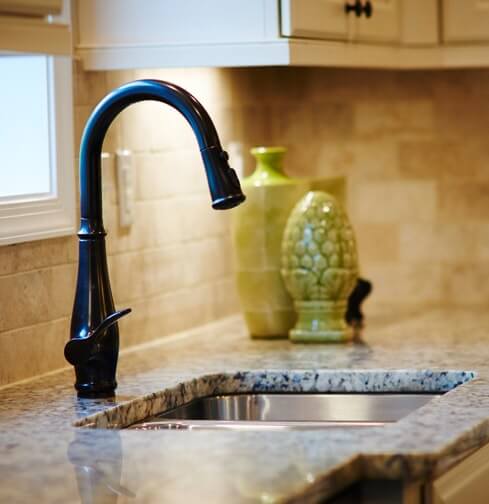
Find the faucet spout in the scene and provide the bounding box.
[68,80,246,397]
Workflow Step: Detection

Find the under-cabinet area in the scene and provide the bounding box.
[76,0,489,69]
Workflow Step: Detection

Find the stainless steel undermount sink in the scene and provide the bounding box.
[128,393,440,431]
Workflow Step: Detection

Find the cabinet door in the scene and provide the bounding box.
[281,0,401,44]
[442,0,489,43]
[77,0,275,47]
[429,442,489,504]
[280,0,349,40]
[0,0,70,55]
[354,0,400,43]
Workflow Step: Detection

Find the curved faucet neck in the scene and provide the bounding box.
[70,79,245,397]
[79,79,222,233]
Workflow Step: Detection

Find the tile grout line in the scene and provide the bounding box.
[0,314,241,392]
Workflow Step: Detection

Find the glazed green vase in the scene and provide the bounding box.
[231,147,308,338]
[281,191,358,343]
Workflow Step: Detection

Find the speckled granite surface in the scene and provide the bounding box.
[1,308,489,503]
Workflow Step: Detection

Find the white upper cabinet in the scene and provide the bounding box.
[76,0,282,69]
[442,0,489,43]
[355,0,400,43]
[0,0,62,16]
[77,0,278,47]
[280,0,350,41]
[281,0,402,44]
[75,0,489,70]
[0,0,71,55]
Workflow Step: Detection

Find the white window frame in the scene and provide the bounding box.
[0,55,75,245]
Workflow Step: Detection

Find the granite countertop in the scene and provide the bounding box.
[1,307,489,503]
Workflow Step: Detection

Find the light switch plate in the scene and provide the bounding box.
[227,141,244,179]
[116,149,134,228]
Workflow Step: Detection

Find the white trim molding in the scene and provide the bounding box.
[0,56,76,245]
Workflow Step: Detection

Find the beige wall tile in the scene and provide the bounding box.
[0,237,76,277]
[354,100,434,138]
[118,98,196,153]
[4,64,489,385]
[355,222,399,264]
[439,181,489,221]
[134,150,208,201]
[74,61,108,107]
[434,100,489,140]
[473,224,489,261]
[119,283,216,348]
[109,238,232,305]
[213,276,240,318]
[316,140,399,181]
[443,263,489,306]
[0,318,69,386]
[350,180,437,223]
[400,140,489,180]
[366,263,444,307]
[271,103,353,146]
[0,264,76,332]
[400,223,476,263]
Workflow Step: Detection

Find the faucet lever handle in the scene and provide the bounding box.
[65,308,132,366]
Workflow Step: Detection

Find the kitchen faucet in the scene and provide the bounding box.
[64,80,246,397]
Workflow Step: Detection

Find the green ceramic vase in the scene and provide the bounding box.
[231,147,308,338]
[281,191,358,343]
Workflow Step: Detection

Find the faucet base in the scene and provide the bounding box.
[75,380,117,398]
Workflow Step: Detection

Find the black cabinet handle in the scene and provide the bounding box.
[345,0,373,18]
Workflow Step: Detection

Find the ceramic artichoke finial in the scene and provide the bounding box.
[281,191,358,342]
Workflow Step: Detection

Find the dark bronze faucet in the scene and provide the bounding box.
[65,80,246,397]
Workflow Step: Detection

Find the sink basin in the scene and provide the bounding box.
[128,393,440,431]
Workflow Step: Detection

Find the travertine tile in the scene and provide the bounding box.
[0,318,69,386]
[473,223,489,261]
[355,222,400,264]
[316,140,399,181]
[354,100,434,138]
[74,63,107,107]
[350,180,437,223]
[438,181,489,221]
[108,238,231,305]
[118,283,216,348]
[134,149,207,201]
[213,275,240,318]
[400,223,476,262]
[443,263,489,306]
[306,69,401,103]
[105,199,189,254]
[271,103,353,145]
[236,105,274,146]
[105,69,135,91]
[118,95,197,153]
[0,237,76,277]
[4,64,489,387]
[365,262,444,307]
[433,100,489,140]
[400,140,489,180]
[176,196,230,241]
[0,264,76,332]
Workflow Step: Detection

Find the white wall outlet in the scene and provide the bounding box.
[227,141,245,179]
[116,149,134,228]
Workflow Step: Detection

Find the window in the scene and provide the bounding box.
[0,53,75,245]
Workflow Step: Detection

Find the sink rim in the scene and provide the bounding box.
[127,392,443,430]
[74,369,475,430]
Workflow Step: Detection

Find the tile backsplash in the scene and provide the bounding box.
[1,64,489,385]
